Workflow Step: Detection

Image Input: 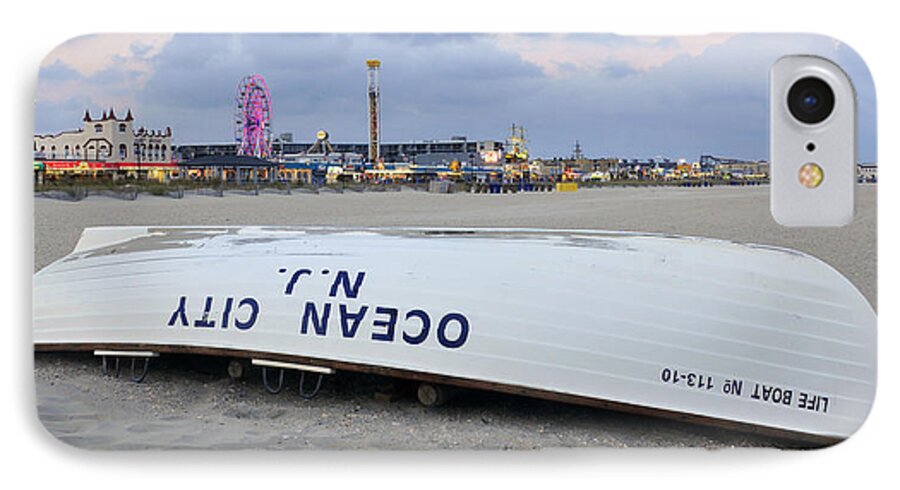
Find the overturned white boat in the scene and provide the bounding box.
[33,226,876,445]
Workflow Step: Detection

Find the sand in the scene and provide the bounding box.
[32,185,877,449]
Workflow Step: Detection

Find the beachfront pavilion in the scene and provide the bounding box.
[179,155,281,183]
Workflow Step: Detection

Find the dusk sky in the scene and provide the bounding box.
[35,33,876,162]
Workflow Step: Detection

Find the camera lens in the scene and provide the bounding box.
[788,77,835,124]
[803,94,819,108]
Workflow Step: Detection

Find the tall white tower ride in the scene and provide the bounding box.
[366,59,381,163]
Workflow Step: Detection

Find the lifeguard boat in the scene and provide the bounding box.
[33,226,876,446]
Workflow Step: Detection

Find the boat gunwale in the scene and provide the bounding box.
[34,341,843,448]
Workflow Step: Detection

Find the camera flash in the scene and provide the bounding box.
[799,163,824,188]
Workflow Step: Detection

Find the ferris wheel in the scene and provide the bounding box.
[234,74,272,159]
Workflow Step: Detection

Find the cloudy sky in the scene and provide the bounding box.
[35,33,876,162]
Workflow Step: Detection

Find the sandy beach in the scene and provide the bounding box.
[33,185,877,449]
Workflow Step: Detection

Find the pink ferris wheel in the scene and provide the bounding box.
[234,74,272,159]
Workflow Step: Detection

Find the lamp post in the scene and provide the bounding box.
[137,144,143,180]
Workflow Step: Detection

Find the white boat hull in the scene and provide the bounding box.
[33,226,876,444]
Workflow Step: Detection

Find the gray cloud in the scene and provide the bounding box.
[37,60,81,82]
[34,33,876,162]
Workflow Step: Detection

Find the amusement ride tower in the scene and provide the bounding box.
[366,59,381,163]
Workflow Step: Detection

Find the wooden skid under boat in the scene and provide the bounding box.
[33,226,876,445]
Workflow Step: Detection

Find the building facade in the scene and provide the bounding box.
[34,108,173,164]
[713,160,770,178]
[857,163,877,183]
[178,137,504,165]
